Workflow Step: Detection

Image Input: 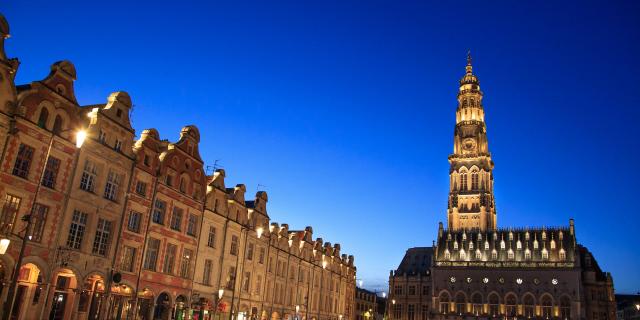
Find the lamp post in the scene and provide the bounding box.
[1,129,86,320]
[215,288,225,320]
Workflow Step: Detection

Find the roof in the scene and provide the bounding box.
[434,227,576,266]
[395,247,433,276]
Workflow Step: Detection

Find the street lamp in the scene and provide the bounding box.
[1,129,86,320]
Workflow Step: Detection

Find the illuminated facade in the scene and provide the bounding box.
[389,55,616,320]
[0,14,356,320]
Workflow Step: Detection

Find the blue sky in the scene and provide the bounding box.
[3,1,639,293]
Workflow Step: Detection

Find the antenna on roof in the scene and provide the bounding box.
[206,159,223,175]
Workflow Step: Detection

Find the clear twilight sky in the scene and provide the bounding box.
[3,1,639,293]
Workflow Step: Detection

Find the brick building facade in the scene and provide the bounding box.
[0,14,356,320]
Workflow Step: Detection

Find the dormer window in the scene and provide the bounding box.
[516,240,522,250]
[542,248,549,260]
[484,241,489,250]
[542,231,547,240]
[524,249,531,260]
[559,231,564,240]
[500,240,505,250]
[508,232,513,241]
[179,177,186,193]
[550,239,556,250]
[491,249,497,260]
[559,249,566,260]
[166,174,173,187]
[525,232,530,240]
[143,154,150,167]
[469,241,474,250]
[444,249,451,260]
[534,239,539,250]
[116,108,123,118]
[459,249,466,260]
[453,241,458,250]
[507,249,514,260]
[114,139,122,152]
[475,249,482,260]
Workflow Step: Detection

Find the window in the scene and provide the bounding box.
[460,172,467,190]
[92,218,112,256]
[491,249,497,260]
[542,248,549,260]
[37,108,49,128]
[0,194,21,232]
[165,174,173,187]
[13,144,34,179]
[143,154,150,167]
[170,207,183,231]
[247,243,254,261]
[230,235,239,255]
[226,266,236,289]
[186,214,197,236]
[120,246,136,272]
[135,181,147,197]
[114,139,122,152]
[207,226,216,248]
[408,285,416,295]
[525,249,531,260]
[98,130,106,144]
[152,200,166,224]
[42,157,61,189]
[163,244,177,274]
[394,285,403,295]
[180,249,193,278]
[103,170,121,201]
[407,305,415,320]
[559,248,566,260]
[242,272,251,292]
[421,305,428,320]
[471,172,478,189]
[127,211,142,233]
[255,275,262,295]
[508,249,514,260]
[393,304,402,318]
[143,238,160,270]
[116,108,123,118]
[52,116,63,134]
[179,177,186,193]
[79,160,98,192]
[30,203,48,242]
[66,210,88,249]
[422,285,429,295]
[197,260,212,290]
[259,247,265,264]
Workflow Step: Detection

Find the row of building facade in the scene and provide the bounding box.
[0,14,356,320]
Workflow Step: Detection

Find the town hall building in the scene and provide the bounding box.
[389,55,616,320]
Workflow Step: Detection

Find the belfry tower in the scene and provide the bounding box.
[447,53,497,231]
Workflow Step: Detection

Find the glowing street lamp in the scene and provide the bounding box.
[218,288,225,300]
[75,129,87,148]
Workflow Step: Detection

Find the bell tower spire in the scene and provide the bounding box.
[447,53,497,232]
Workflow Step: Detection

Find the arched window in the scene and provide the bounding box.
[444,249,450,260]
[505,294,517,316]
[439,293,450,314]
[488,294,499,316]
[471,172,478,189]
[460,172,468,190]
[525,249,531,260]
[560,296,571,320]
[516,240,522,250]
[455,293,466,315]
[459,249,466,260]
[541,296,553,319]
[523,295,535,317]
[475,249,482,260]
[551,239,556,249]
[484,241,489,250]
[542,248,549,260]
[37,108,49,129]
[559,248,566,260]
[491,249,497,260]
[471,293,482,315]
[507,249,514,260]
[52,116,63,134]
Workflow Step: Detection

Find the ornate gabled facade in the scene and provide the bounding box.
[0,13,356,320]
[390,54,615,320]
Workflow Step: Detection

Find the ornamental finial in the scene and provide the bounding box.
[466,50,473,73]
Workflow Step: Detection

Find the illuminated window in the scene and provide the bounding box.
[525,249,531,260]
[475,249,482,260]
[551,239,556,249]
[42,157,61,189]
[444,249,451,260]
[491,249,497,260]
[542,248,549,260]
[453,241,458,250]
[0,194,22,232]
[559,249,566,260]
[484,241,489,250]
[471,172,478,189]
[459,249,466,260]
[500,240,505,250]
[516,240,522,250]
[507,249,514,260]
[460,172,468,190]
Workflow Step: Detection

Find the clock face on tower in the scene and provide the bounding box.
[462,138,477,153]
